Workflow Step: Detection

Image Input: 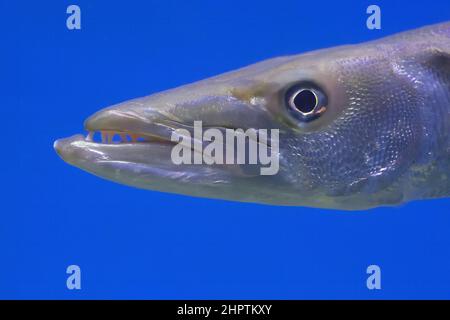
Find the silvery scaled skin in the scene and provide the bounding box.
[54,22,450,210]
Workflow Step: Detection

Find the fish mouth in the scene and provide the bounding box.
[54,127,176,157]
[53,105,259,195]
[54,107,180,165]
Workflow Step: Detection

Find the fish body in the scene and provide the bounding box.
[54,22,450,210]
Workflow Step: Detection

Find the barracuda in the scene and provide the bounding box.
[54,21,450,210]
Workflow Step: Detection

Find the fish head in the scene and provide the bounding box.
[54,39,447,210]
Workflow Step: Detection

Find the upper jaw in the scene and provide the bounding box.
[83,103,179,144]
[81,92,278,145]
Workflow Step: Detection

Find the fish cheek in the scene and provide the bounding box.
[291,65,424,196]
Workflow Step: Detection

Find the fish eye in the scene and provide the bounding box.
[286,84,328,122]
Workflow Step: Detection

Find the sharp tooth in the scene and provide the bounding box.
[107,131,114,143]
[101,131,107,143]
[86,131,94,141]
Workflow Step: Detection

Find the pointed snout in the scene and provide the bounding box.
[83,86,276,139]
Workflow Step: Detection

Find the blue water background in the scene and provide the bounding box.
[3,0,450,299]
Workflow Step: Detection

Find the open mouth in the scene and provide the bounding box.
[83,129,173,145]
[53,111,246,194]
[53,107,182,168]
[75,106,183,147]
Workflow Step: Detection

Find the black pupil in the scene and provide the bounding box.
[293,90,317,113]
